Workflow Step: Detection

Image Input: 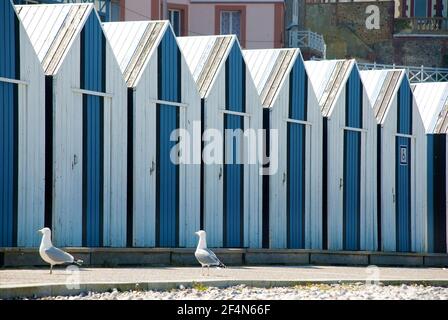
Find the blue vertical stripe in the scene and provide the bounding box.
[288,123,306,248]
[225,44,245,113]
[157,30,181,247]
[396,80,412,252]
[343,68,362,251]
[224,114,244,247]
[224,43,245,247]
[287,59,307,248]
[1,0,19,247]
[81,13,106,247]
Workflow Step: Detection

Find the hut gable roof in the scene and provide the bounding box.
[16,3,94,75]
[243,48,299,108]
[360,69,405,125]
[177,35,235,98]
[413,82,448,134]
[304,59,354,117]
[103,20,168,88]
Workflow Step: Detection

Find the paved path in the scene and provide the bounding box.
[1,266,448,288]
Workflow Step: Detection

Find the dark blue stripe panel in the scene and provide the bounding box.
[345,67,363,128]
[0,82,17,247]
[225,44,245,113]
[1,0,19,247]
[289,58,307,121]
[81,12,106,246]
[427,135,447,253]
[343,67,362,251]
[224,114,244,247]
[81,13,105,92]
[0,0,19,80]
[343,131,361,251]
[287,123,306,248]
[157,30,180,247]
[396,136,411,252]
[83,96,104,247]
[398,79,412,135]
[427,136,434,252]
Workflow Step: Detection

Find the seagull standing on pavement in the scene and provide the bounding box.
[38,228,83,274]
[194,230,226,276]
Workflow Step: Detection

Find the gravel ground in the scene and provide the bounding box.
[33,283,448,300]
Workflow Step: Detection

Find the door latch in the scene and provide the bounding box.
[219,167,223,180]
[339,178,343,190]
[72,154,78,170]
[150,160,155,175]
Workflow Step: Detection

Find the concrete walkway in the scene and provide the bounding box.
[2,266,448,287]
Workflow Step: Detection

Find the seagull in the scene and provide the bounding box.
[194,230,225,276]
[38,227,83,274]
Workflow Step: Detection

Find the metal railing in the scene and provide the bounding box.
[14,0,112,21]
[395,17,448,34]
[358,62,448,83]
[289,30,327,58]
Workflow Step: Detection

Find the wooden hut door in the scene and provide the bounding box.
[81,13,106,247]
[287,58,308,249]
[0,1,20,247]
[343,68,363,251]
[396,80,413,252]
[156,30,181,247]
[223,44,245,248]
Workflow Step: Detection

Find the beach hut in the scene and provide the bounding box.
[243,48,323,249]
[361,70,427,253]
[103,21,201,248]
[0,0,45,247]
[304,60,377,251]
[413,81,448,253]
[178,35,263,248]
[17,3,128,247]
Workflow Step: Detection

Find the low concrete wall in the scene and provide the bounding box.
[1,248,447,268]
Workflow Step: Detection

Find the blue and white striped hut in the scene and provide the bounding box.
[304,60,378,251]
[413,81,448,253]
[1,0,45,247]
[178,35,263,248]
[17,4,128,247]
[103,21,201,248]
[243,48,323,249]
[361,70,427,253]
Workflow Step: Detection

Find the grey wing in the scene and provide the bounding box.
[195,249,221,266]
[45,246,74,264]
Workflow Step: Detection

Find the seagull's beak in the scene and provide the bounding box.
[37,229,43,234]
[194,231,199,236]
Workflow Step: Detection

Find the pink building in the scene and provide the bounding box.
[119,0,284,48]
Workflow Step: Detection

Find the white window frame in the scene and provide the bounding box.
[220,10,241,37]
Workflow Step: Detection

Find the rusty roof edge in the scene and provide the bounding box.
[124,22,165,87]
[261,50,296,108]
[42,5,90,75]
[200,36,234,99]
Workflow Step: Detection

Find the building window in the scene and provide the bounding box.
[413,0,428,17]
[220,10,241,40]
[169,9,182,36]
[111,0,121,22]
